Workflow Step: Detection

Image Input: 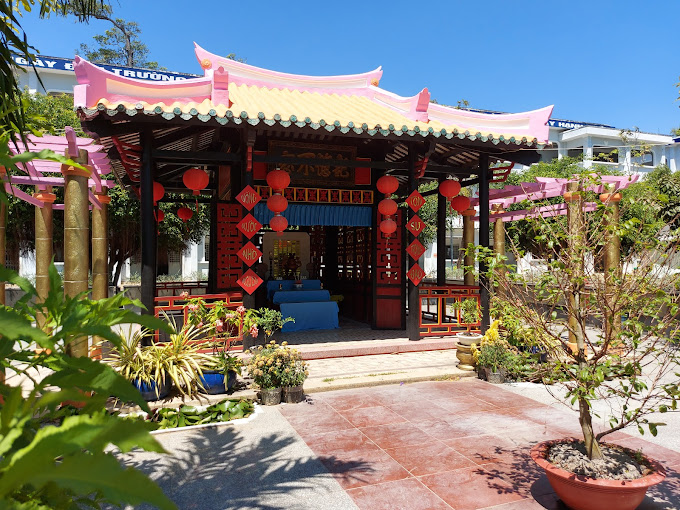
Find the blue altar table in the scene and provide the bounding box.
[273,289,331,304]
[266,279,322,300]
[280,301,339,332]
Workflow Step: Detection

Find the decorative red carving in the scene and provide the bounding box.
[236,185,261,210]
[237,214,262,239]
[407,190,425,212]
[216,204,242,289]
[406,215,425,236]
[406,239,426,260]
[407,263,425,286]
[237,241,262,266]
[237,269,263,294]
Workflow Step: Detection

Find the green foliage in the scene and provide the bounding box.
[204,351,242,377]
[246,341,308,389]
[450,298,481,325]
[142,399,254,429]
[23,91,83,136]
[252,307,295,340]
[0,262,176,509]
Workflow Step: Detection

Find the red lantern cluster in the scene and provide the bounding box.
[450,195,471,213]
[267,169,291,235]
[439,179,470,215]
[153,181,164,205]
[377,175,399,237]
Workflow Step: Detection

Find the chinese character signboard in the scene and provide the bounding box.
[406,215,425,236]
[236,185,261,210]
[238,242,262,266]
[407,190,425,212]
[407,264,425,286]
[268,141,356,188]
[406,239,426,261]
[237,269,263,294]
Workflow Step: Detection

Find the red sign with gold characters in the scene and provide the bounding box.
[407,263,425,286]
[236,185,261,210]
[406,215,425,236]
[237,214,262,239]
[237,242,262,266]
[237,269,263,295]
[406,190,425,212]
[406,239,426,260]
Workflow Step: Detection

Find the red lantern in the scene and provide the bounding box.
[177,207,193,222]
[270,214,288,233]
[450,195,471,213]
[439,179,461,198]
[156,210,165,222]
[153,182,164,205]
[377,175,399,195]
[183,168,209,195]
[378,198,397,216]
[266,169,291,191]
[267,194,288,214]
[379,218,397,235]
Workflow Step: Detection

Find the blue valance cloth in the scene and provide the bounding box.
[254,203,372,227]
[273,290,331,305]
[266,279,321,300]
[280,301,339,332]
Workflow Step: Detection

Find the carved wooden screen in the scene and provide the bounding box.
[373,209,404,329]
[216,203,242,290]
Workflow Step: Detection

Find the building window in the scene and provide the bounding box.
[593,147,618,163]
[168,251,181,264]
[632,150,654,167]
[203,235,210,262]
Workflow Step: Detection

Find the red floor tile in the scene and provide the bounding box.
[419,465,525,510]
[302,428,378,455]
[444,434,518,465]
[341,405,407,428]
[281,406,355,437]
[318,447,411,490]
[317,391,382,412]
[360,421,435,450]
[385,440,477,476]
[347,477,452,510]
[416,417,490,441]
[385,401,454,422]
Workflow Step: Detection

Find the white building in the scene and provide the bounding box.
[11,54,680,282]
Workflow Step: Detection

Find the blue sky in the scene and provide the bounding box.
[18,0,680,134]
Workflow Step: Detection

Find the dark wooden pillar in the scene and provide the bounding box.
[140,130,157,330]
[407,146,420,341]
[478,153,490,332]
[437,179,447,285]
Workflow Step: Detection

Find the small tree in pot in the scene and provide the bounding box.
[477,173,680,509]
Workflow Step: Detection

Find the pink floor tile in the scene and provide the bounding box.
[360,421,435,450]
[317,391,382,412]
[419,465,525,510]
[302,428,378,455]
[444,434,518,465]
[347,478,452,510]
[341,405,407,428]
[416,417,490,441]
[317,447,411,490]
[281,407,355,437]
[385,440,477,476]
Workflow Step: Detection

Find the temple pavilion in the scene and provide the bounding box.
[73,43,553,341]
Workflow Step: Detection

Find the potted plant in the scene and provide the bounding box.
[278,342,309,404]
[471,320,516,383]
[200,351,242,394]
[246,341,287,405]
[476,173,680,509]
[254,307,295,341]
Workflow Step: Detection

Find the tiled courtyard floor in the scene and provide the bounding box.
[279,379,680,510]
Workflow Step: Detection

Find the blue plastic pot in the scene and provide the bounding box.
[200,370,237,395]
[133,376,171,401]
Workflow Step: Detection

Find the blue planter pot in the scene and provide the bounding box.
[133,376,171,401]
[200,370,237,395]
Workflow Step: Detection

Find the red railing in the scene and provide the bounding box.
[154,291,244,350]
[155,281,209,296]
[419,284,481,338]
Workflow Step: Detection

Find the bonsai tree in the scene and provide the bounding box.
[478,172,680,461]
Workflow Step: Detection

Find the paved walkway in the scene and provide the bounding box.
[122,379,680,509]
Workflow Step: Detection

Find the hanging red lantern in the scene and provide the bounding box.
[439,179,461,198]
[270,214,288,233]
[153,181,164,205]
[156,210,165,222]
[267,194,288,214]
[450,195,471,213]
[378,198,398,216]
[177,207,193,222]
[183,168,210,195]
[266,169,291,192]
[379,218,397,235]
[376,175,399,195]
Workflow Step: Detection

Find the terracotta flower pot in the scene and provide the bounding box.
[530,439,666,510]
[599,192,622,203]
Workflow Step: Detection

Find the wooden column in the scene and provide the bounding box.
[478,153,490,332]
[602,193,621,341]
[492,203,505,295]
[63,149,90,357]
[462,212,475,286]
[34,187,56,327]
[565,181,583,346]
[437,180,447,285]
[140,130,157,332]
[407,146,420,341]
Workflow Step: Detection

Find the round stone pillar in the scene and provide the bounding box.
[34,188,56,327]
[462,209,475,286]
